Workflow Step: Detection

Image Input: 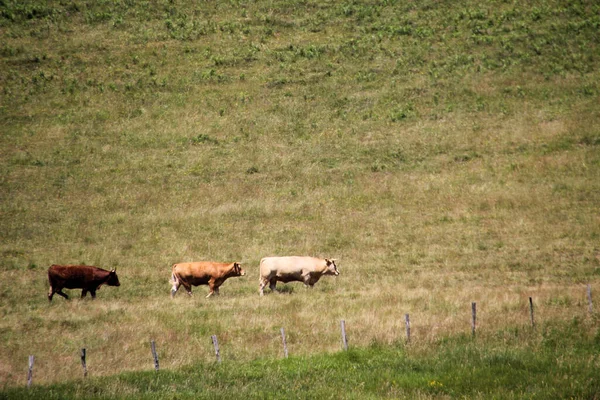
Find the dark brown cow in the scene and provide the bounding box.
[48,265,120,302]
[171,261,246,298]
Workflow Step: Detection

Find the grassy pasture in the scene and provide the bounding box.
[1,0,599,395]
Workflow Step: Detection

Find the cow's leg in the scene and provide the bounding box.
[90,289,97,299]
[269,278,278,293]
[49,284,69,301]
[302,273,312,288]
[181,282,193,296]
[81,289,88,298]
[171,278,180,298]
[207,279,219,298]
[259,277,268,296]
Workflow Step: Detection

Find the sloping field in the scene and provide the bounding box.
[1,0,599,394]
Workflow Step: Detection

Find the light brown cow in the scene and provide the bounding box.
[171,261,246,298]
[259,256,339,296]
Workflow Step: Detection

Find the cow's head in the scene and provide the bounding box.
[325,259,339,276]
[232,262,246,277]
[107,268,121,286]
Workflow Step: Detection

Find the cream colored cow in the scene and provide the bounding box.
[259,256,339,296]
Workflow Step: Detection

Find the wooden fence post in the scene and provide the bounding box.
[150,340,159,371]
[471,302,477,337]
[405,314,411,344]
[529,297,535,328]
[81,348,88,377]
[340,320,348,351]
[27,355,34,388]
[280,328,288,358]
[211,335,221,363]
[587,284,593,314]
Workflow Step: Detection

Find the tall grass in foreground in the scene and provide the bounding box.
[3,319,599,399]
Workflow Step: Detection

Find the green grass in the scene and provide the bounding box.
[1,0,600,396]
[4,319,600,399]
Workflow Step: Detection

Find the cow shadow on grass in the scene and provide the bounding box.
[275,285,294,295]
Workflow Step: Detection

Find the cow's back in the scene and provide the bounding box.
[173,262,225,284]
[260,256,322,276]
[48,265,94,288]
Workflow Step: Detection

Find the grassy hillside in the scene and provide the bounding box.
[1,0,599,393]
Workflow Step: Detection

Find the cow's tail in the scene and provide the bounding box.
[170,265,177,284]
[258,258,266,283]
[258,258,269,296]
[170,264,179,298]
